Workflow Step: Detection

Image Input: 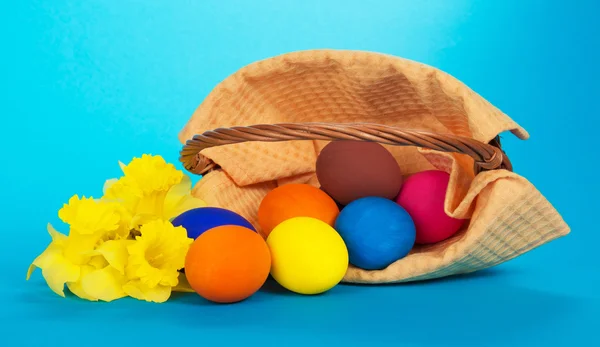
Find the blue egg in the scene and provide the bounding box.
[334,197,416,270]
[172,207,256,239]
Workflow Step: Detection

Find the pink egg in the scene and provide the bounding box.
[395,170,465,244]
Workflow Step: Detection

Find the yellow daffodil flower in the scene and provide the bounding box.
[58,195,121,236]
[123,219,193,303]
[28,154,206,303]
[27,224,79,296]
[26,224,130,301]
[103,154,206,230]
[27,196,131,301]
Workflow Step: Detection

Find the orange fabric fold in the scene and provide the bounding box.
[178,50,568,283]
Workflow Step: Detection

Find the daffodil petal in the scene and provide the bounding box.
[123,280,171,303]
[172,272,195,293]
[120,155,183,194]
[163,176,207,220]
[81,266,127,302]
[122,280,145,301]
[94,240,133,274]
[158,271,180,287]
[164,175,193,208]
[26,264,36,280]
[67,265,98,301]
[27,224,70,280]
[137,267,164,289]
[103,179,119,195]
[103,177,142,217]
[57,195,80,225]
[41,257,80,297]
[26,239,65,280]
[134,191,169,220]
[47,223,67,243]
[167,194,206,220]
[125,220,192,289]
[88,255,109,269]
[144,285,171,303]
[62,233,100,264]
[58,195,121,236]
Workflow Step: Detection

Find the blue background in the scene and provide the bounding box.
[2,1,598,346]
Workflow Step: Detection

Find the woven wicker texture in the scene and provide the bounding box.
[179,50,569,283]
[180,122,513,175]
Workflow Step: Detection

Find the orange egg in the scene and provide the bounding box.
[258,183,340,238]
[184,225,271,303]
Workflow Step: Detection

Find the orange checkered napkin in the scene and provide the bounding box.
[179,50,569,283]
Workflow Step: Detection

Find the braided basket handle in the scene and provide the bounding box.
[179,123,512,176]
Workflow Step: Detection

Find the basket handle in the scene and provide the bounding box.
[179,122,512,176]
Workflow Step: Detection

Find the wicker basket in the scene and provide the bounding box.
[180,122,512,175]
[177,50,570,284]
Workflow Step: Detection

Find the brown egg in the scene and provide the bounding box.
[316,141,403,205]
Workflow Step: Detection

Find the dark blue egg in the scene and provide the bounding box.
[334,197,416,270]
[172,207,256,239]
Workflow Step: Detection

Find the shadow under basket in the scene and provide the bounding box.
[176,50,570,284]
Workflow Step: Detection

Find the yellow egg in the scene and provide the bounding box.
[266,217,349,295]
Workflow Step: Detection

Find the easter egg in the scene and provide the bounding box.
[316,141,403,205]
[184,225,271,303]
[258,184,339,238]
[335,197,416,270]
[267,217,348,295]
[395,170,465,244]
[172,207,255,239]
